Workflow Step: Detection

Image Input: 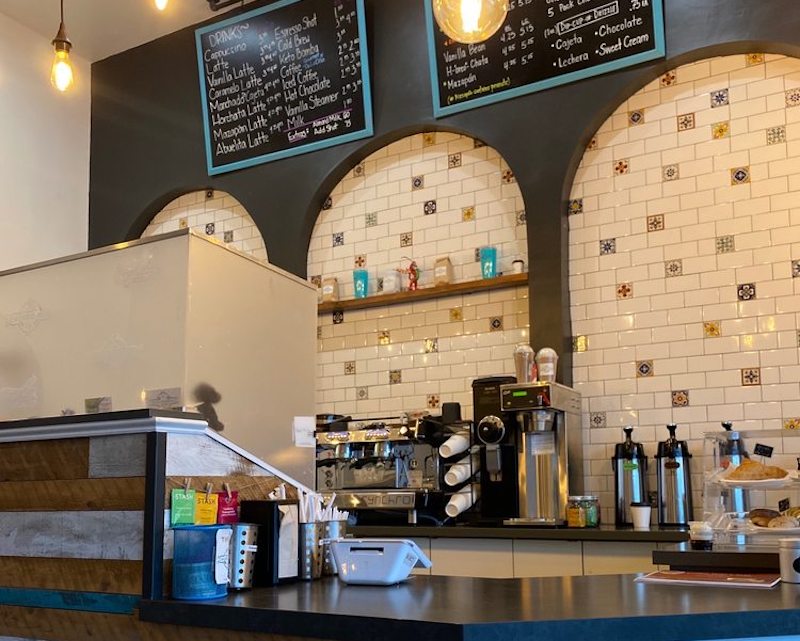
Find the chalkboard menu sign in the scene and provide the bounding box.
[195,0,372,175]
[425,0,665,117]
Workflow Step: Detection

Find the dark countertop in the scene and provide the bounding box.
[140,574,800,641]
[351,524,690,542]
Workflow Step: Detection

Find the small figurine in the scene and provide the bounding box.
[407,260,420,291]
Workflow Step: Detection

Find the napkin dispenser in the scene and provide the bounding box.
[239,500,299,585]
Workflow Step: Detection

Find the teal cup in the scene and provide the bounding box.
[353,269,369,298]
[479,247,497,279]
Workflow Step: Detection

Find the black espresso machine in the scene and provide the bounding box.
[315,406,468,525]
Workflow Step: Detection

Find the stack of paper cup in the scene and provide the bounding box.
[445,486,479,518]
[444,453,480,487]
[439,433,470,459]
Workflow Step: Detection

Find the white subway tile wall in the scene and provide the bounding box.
[570,53,800,522]
[141,190,268,261]
[310,132,529,418]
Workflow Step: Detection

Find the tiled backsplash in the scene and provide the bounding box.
[310,132,529,418]
[308,132,528,299]
[569,53,800,521]
[142,190,268,262]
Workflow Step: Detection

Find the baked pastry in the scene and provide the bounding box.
[749,508,780,527]
[727,459,787,481]
[768,515,799,529]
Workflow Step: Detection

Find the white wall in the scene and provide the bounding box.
[0,11,90,271]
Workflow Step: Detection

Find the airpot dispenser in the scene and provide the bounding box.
[611,427,649,526]
[655,423,693,526]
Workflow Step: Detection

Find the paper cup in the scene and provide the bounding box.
[630,504,651,529]
[439,433,470,459]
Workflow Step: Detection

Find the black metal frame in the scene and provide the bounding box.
[141,431,168,600]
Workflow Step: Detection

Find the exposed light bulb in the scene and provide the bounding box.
[51,48,74,92]
[154,0,168,11]
[433,0,508,44]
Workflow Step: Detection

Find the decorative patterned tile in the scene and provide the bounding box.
[400,232,413,247]
[344,361,356,375]
[356,387,369,400]
[205,189,215,199]
[767,125,786,145]
[613,159,629,175]
[671,390,690,407]
[448,153,462,168]
[716,235,735,254]
[572,335,588,352]
[784,418,800,431]
[712,121,730,139]
[317,326,322,339]
[600,238,616,255]
[785,88,800,108]
[333,310,344,325]
[411,175,425,191]
[179,218,188,229]
[205,222,215,235]
[462,206,475,222]
[474,248,482,262]
[710,88,729,108]
[378,331,391,345]
[628,109,645,126]
[353,162,365,177]
[737,283,757,301]
[424,338,439,354]
[662,164,680,182]
[449,307,463,322]
[365,212,378,227]
[501,169,516,184]
[587,136,598,151]
[636,360,654,378]
[665,259,683,278]
[310,275,322,288]
[590,412,607,428]
[677,113,695,131]
[223,230,234,243]
[354,254,366,268]
[797,330,800,348]
[730,166,750,185]
[647,214,665,232]
[703,321,721,338]
[660,70,676,87]
[745,53,765,66]
[473,138,486,148]
[322,196,333,211]
[489,317,504,332]
[741,367,761,386]
[332,232,345,247]
[792,260,800,278]
[423,200,437,215]
[377,277,384,292]
[423,132,436,146]
[426,394,441,409]
[568,199,583,215]
[516,211,527,226]
[616,282,633,299]
[389,370,402,385]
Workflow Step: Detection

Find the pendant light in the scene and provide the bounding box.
[50,0,74,92]
[432,0,508,44]
[154,0,169,11]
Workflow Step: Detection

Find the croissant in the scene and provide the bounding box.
[728,459,787,480]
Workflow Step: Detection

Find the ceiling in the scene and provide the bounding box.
[0,0,241,62]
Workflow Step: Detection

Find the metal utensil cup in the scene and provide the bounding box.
[321,520,347,575]
[298,522,323,580]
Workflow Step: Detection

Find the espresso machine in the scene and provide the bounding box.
[472,377,582,525]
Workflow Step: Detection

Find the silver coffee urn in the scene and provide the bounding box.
[611,426,648,526]
[655,423,693,526]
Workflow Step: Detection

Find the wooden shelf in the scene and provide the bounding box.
[317,272,528,314]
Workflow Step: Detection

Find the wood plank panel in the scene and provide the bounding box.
[0,558,142,595]
[164,476,287,506]
[0,478,145,511]
[166,435,273,477]
[0,607,333,641]
[0,511,143,560]
[0,440,89,481]
[89,435,147,478]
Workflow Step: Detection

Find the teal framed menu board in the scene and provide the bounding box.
[196,0,373,175]
[425,0,665,118]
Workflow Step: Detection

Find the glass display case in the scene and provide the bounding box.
[702,427,800,545]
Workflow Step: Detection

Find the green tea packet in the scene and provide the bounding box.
[171,488,196,526]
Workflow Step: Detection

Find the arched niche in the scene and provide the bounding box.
[141,189,268,262]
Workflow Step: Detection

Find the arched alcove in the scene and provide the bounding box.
[141,190,268,262]
[567,52,800,521]
[309,131,529,417]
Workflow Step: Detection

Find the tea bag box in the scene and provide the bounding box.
[0,230,317,487]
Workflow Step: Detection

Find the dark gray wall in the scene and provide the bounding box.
[89,0,800,385]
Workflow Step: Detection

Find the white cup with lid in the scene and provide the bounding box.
[779,538,800,583]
